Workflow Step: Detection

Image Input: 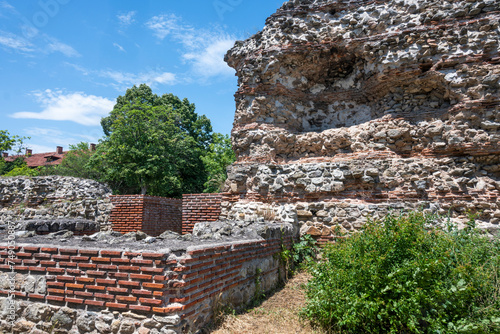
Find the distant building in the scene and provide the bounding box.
[2,146,68,168]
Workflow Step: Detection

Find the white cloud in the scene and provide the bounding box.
[0,30,79,57]
[117,11,136,26]
[65,62,89,75]
[25,127,64,137]
[145,14,183,40]
[66,63,176,91]
[98,69,176,89]
[11,90,115,126]
[146,15,236,79]
[183,37,236,78]
[0,1,14,11]
[0,31,34,52]
[45,37,80,57]
[113,42,126,53]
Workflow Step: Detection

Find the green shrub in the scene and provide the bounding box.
[293,234,319,268]
[303,212,500,333]
[4,164,39,177]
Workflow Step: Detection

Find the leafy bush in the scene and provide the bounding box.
[293,234,319,267]
[303,212,500,333]
[4,164,39,177]
[279,234,319,281]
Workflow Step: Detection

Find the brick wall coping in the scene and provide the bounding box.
[2,238,273,256]
[111,194,182,200]
[3,234,281,254]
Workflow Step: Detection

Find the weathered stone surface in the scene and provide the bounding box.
[52,307,77,330]
[223,0,500,237]
[23,303,54,323]
[12,319,35,334]
[76,312,97,333]
[0,176,113,229]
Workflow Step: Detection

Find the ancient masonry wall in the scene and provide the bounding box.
[182,194,222,234]
[223,0,500,237]
[110,195,182,236]
[0,176,113,229]
[0,235,292,333]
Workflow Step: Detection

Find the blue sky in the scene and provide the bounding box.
[0,0,284,153]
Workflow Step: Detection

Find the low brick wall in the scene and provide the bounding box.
[0,230,292,333]
[110,195,182,236]
[182,194,222,234]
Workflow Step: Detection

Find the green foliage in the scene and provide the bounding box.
[0,130,28,154]
[0,157,28,176]
[253,268,265,305]
[201,133,235,193]
[278,234,319,281]
[101,84,212,148]
[303,212,500,333]
[0,130,31,177]
[52,142,101,180]
[4,164,39,177]
[292,234,319,268]
[91,85,213,197]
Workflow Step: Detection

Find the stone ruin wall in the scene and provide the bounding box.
[0,176,114,231]
[223,0,500,238]
[0,224,293,334]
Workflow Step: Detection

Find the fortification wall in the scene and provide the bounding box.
[223,0,500,237]
[110,195,182,236]
[0,223,292,333]
[182,194,222,234]
[0,176,113,230]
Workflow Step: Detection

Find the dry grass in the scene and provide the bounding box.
[207,272,326,334]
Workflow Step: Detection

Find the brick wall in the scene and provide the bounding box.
[110,195,182,236]
[1,233,292,332]
[182,194,222,234]
[143,196,182,235]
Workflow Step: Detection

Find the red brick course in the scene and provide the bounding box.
[110,195,182,236]
[182,194,222,234]
[0,235,292,321]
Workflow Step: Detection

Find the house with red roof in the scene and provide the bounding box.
[2,146,68,168]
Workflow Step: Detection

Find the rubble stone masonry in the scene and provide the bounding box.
[223,0,500,237]
[0,176,113,229]
[0,224,292,333]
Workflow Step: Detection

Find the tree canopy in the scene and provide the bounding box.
[1,86,236,197]
[0,130,27,154]
[53,142,102,180]
[92,85,215,197]
[202,133,235,193]
[0,130,29,176]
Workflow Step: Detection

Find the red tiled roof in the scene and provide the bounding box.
[4,151,68,168]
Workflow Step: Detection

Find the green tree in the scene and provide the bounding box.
[0,130,28,154]
[0,157,27,175]
[4,163,39,177]
[0,130,30,176]
[92,85,213,197]
[49,142,102,179]
[101,84,212,148]
[201,133,235,192]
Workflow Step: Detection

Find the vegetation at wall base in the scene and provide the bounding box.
[303,212,500,334]
[279,234,319,281]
